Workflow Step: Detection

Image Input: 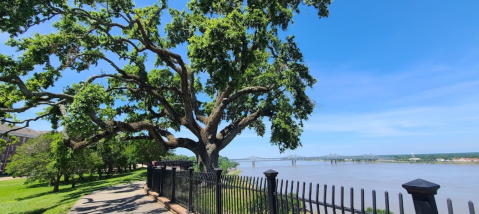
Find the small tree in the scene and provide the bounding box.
[123,139,168,168]
[68,148,103,188]
[0,134,18,154]
[7,132,69,192]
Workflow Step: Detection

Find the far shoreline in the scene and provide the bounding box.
[310,160,479,165]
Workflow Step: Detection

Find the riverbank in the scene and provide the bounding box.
[377,160,479,165]
[306,160,479,165]
[227,168,242,175]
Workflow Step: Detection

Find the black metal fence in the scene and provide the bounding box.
[155,160,193,170]
[146,167,476,214]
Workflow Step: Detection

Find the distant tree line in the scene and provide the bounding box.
[390,153,479,162]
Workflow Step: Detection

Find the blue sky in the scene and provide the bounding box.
[1,0,478,158]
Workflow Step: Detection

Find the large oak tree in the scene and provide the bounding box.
[0,0,330,171]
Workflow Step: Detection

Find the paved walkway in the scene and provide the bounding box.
[69,181,174,214]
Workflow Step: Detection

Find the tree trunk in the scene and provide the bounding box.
[53,174,61,193]
[97,168,103,179]
[133,164,137,170]
[53,182,60,193]
[107,164,112,177]
[197,144,220,172]
[64,174,70,183]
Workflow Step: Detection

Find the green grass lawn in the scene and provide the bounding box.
[0,169,147,214]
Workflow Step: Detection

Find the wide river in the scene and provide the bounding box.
[237,161,479,213]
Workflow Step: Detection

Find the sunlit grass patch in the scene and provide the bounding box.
[0,169,146,214]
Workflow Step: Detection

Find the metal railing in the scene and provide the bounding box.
[154,160,193,170]
[146,167,476,214]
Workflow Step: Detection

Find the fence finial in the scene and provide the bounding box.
[264,169,279,214]
[402,178,440,214]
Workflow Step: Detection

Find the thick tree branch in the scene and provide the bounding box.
[0,113,49,137]
[0,76,74,100]
[218,110,274,150]
[206,86,270,136]
[205,86,234,136]
[189,72,206,124]
[0,105,31,113]
[122,136,153,141]
[157,129,198,152]
[61,102,195,151]
[205,38,262,136]
[225,86,270,105]
[81,53,143,82]
[80,54,185,126]
[147,105,167,119]
[134,17,199,135]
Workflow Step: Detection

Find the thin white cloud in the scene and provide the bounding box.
[305,102,479,137]
[391,80,479,105]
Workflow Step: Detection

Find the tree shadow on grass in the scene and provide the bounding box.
[24,170,139,189]
[18,207,52,214]
[16,180,111,201]
[25,182,50,189]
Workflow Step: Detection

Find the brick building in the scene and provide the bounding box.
[0,124,41,173]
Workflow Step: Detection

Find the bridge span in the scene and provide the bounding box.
[231,154,392,167]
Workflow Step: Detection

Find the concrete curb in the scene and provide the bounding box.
[144,184,193,214]
[69,181,173,214]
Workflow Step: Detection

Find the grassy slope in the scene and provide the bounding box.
[0,169,147,214]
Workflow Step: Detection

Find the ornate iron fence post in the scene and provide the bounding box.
[264,169,279,214]
[215,168,223,214]
[187,167,194,213]
[160,165,166,196]
[402,178,440,214]
[152,167,161,193]
[147,165,152,189]
[171,167,177,203]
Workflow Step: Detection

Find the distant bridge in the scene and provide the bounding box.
[231,154,393,167]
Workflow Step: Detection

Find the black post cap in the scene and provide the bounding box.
[264,169,279,178]
[402,178,440,195]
